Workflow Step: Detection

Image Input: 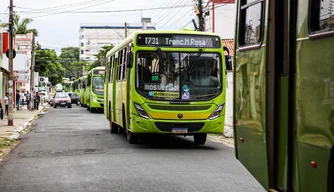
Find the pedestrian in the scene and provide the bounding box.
[35,91,41,110]
[33,91,36,110]
[16,90,20,111]
[20,91,25,107]
[4,93,8,116]
[26,91,31,111]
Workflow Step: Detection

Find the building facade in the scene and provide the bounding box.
[14,32,33,92]
[79,23,156,62]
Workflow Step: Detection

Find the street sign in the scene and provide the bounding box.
[6,49,16,59]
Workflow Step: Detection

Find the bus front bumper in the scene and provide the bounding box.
[130,114,225,134]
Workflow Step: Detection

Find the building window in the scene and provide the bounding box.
[85,57,90,59]
[238,0,264,46]
[85,50,90,52]
[81,50,84,54]
[81,42,84,47]
[309,0,334,33]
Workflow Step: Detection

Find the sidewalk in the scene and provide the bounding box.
[208,134,235,148]
[0,103,47,163]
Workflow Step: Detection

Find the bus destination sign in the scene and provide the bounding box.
[94,70,105,75]
[137,34,221,48]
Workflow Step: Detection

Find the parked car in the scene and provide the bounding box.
[68,92,80,105]
[53,92,71,108]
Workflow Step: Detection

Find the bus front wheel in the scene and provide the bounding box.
[194,133,207,145]
[127,131,138,144]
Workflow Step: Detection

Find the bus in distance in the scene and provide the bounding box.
[104,30,233,144]
[86,66,105,112]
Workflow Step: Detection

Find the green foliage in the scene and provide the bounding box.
[0,14,38,36]
[59,47,88,79]
[34,46,65,86]
[86,45,114,71]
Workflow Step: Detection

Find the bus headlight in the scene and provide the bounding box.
[134,102,151,119]
[92,96,98,102]
[208,103,225,120]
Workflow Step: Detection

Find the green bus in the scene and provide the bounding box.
[72,78,80,96]
[86,66,105,112]
[104,30,232,144]
[233,0,334,191]
[79,76,87,107]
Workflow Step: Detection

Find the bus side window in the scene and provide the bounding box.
[123,47,127,80]
[109,56,114,83]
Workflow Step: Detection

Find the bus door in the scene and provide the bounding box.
[293,0,334,191]
[233,0,270,189]
[112,55,118,122]
[235,0,334,191]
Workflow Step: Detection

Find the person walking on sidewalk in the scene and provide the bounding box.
[4,93,8,116]
[20,91,25,107]
[16,90,21,111]
[35,92,41,110]
[26,91,31,111]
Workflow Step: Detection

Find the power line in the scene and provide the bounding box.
[15,0,104,12]
[20,0,117,19]
[160,4,192,29]
[151,0,179,24]
[16,4,193,15]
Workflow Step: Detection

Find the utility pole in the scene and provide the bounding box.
[197,0,205,31]
[8,0,14,126]
[124,22,128,38]
[30,33,35,111]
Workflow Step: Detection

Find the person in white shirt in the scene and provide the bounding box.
[4,93,8,116]
[20,91,25,107]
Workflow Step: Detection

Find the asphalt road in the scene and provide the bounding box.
[0,104,265,192]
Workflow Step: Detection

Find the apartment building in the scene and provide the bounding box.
[79,23,156,62]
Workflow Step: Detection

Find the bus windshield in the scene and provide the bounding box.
[136,51,222,101]
[92,76,104,95]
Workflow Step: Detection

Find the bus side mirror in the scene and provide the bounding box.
[223,46,233,71]
[126,52,133,68]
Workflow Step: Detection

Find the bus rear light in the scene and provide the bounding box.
[134,102,151,119]
[208,103,225,120]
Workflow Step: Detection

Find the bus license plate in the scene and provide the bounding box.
[172,128,188,134]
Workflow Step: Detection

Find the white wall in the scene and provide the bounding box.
[205,4,237,39]
[2,53,29,71]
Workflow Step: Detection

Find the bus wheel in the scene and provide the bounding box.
[110,121,118,134]
[127,131,138,144]
[193,133,207,145]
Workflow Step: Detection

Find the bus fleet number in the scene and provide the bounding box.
[145,37,159,45]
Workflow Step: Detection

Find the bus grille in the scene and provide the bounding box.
[148,105,211,111]
[155,122,204,132]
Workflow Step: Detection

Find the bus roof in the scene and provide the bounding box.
[106,29,223,57]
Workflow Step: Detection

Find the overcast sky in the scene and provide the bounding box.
[0,0,196,52]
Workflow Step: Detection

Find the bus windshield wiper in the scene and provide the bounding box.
[188,49,203,75]
[187,49,203,83]
[156,47,173,74]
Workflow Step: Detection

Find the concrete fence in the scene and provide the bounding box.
[224,72,234,138]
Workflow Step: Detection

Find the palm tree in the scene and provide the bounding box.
[0,14,38,36]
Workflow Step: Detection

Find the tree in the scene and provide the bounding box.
[59,47,81,78]
[87,45,114,71]
[0,14,38,36]
[34,44,65,86]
